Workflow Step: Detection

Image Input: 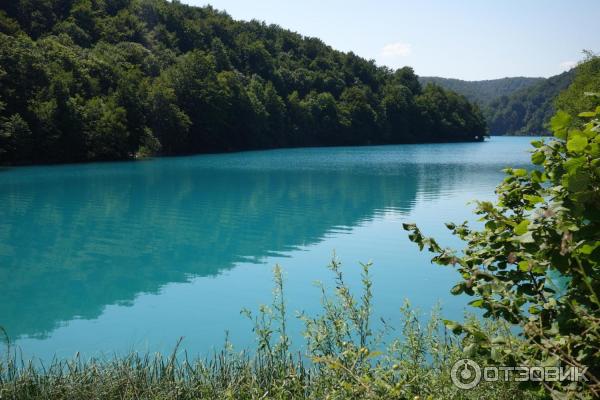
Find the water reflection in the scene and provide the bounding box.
[0,139,533,342]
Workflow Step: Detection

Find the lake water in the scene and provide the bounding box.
[0,137,535,362]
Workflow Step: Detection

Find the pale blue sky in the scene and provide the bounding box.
[181,0,600,80]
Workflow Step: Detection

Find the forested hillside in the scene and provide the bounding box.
[419,76,544,108]
[555,55,600,123]
[0,0,486,165]
[421,72,582,135]
[486,70,575,135]
[419,69,600,136]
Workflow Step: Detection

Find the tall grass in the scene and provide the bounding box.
[0,259,543,399]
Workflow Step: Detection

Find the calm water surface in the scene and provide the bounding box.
[0,137,536,361]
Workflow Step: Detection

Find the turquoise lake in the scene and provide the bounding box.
[0,137,536,361]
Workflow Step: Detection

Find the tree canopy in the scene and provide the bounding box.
[486,56,600,136]
[419,76,544,108]
[421,73,580,136]
[486,70,575,136]
[0,0,486,165]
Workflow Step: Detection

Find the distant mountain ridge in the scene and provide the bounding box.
[486,70,575,136]
[419,76,545,108]
[420,73,576,135]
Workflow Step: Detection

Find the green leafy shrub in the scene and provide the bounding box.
[404,105,600,398]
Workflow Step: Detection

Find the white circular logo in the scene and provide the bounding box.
[451,359,482,389]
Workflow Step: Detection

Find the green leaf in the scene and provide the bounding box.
[532,265,546,274]
[566,171,590,192]
[529,306,541,314]
[513,168,527,177]
[531,140,543,148]
[468,299,484,308]
[516,231,535,243]
[518,261,530,272]
[567,135,588,153]
[491,336,507,344]
[450,283,464,295]
[550,111,571,139]
[580,243,598,255]
[564,156,586,173]
[514,220,530,235]
[530,170,546,183]
[531,151,545,165]
[524,194,544,204]
[578,111,596,118]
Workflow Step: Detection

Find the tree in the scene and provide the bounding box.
[381,83,415,142]
[83,96,130,160]
[393,66,421,96]
[147,83,190,155]
[339,85,380,145]
[0,113,32,162]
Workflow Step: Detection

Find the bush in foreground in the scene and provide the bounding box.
[405,105,600,398]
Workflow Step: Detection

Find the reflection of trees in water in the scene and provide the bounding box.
[0,150,518,340]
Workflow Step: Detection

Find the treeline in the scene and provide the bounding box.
[421,73,576,136]
[487,56,600,136]
[486,70,575,135]
[421,69,600,136]
[0,0,486,165]
[419,76,544,108]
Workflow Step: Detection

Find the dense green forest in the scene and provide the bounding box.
[486,57,600,135]
[419,76,544,108]
[422,72,578,135]
[0,0,486,165]
[485,70,575,135]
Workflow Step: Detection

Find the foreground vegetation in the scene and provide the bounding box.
[0,0,486,165]
[0,263,538,400]
[406,103,600,397]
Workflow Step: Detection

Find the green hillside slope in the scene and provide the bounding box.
[419,76,544,108]
[0,0,486,165]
